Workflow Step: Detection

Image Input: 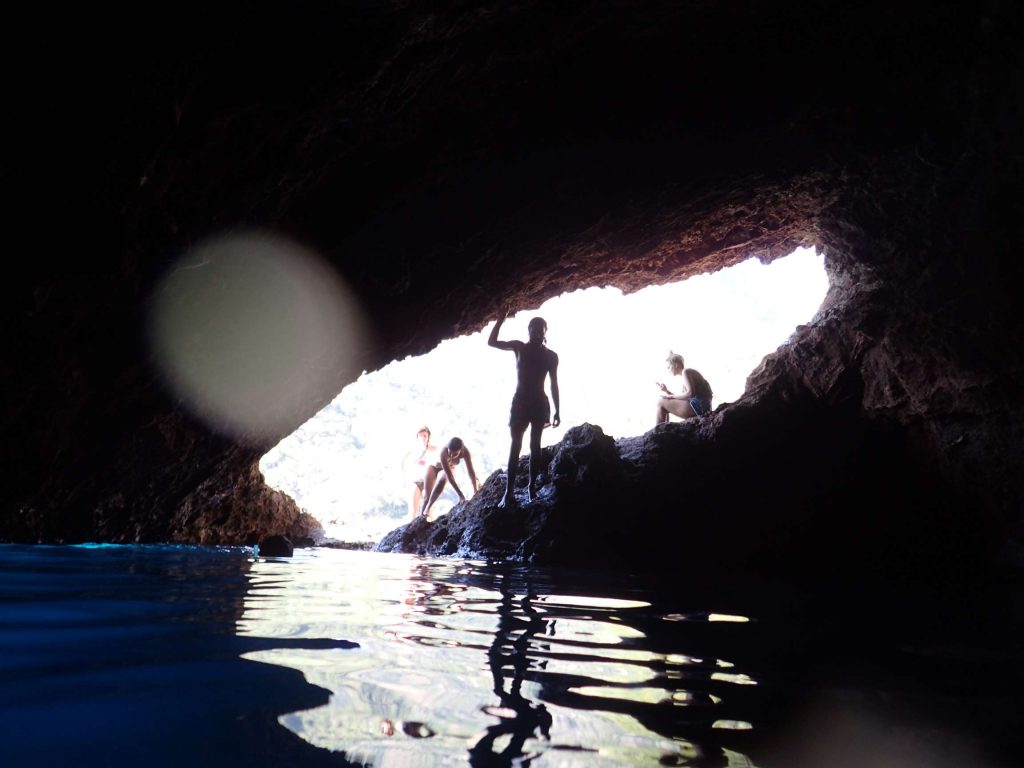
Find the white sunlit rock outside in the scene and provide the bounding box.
[260,247,829,544]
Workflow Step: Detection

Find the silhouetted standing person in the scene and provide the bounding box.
[488,307,560,506]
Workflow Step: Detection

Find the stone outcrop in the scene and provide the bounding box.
[1,2,1021,573]
[257,534,295,558]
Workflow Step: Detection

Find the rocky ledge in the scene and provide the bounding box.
[377,407,999,581]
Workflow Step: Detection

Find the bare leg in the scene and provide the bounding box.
[656,396,696,424]
[409,482,423,520]
[501,424,527,507]
[527,420,545,501]
[655,395,672,424]
[419,466,439,517]
[422,474,447,519]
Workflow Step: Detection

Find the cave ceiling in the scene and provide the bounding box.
[1,1,1021,548]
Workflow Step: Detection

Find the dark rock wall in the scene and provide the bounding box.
[1,2,1021,565]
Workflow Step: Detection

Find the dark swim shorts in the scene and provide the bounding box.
[510,392,551,429]
[689,397,713,417]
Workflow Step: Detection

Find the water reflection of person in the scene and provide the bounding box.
[378,563,460,742]
[401,426,439,519]
[379,718,435,738]
[468,572,553,766]
[402,562,457,613]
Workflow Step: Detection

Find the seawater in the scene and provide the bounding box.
[0,544,1020,767]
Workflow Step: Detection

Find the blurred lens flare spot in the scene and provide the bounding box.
[147,231,368,443]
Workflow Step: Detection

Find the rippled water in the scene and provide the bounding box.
[1,544,1021,767]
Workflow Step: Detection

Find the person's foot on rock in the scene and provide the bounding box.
[498,492,518,509]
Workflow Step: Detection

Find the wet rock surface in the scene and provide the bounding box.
[377,386,995,579]
[0,2,1020,572]
[257,534,294,558]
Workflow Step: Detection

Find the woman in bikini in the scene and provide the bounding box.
[402,427,438,519]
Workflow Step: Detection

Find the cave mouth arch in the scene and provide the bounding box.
[260,247,828,544]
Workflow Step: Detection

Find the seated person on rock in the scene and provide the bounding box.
[655,351,713,423]
[419,437,480,519]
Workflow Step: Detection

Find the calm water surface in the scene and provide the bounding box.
[1,544,1020,767]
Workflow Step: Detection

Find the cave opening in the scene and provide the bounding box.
[260,247,828,543]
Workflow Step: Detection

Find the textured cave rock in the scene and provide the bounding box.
[1,2,1021,573]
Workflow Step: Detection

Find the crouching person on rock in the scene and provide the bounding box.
[420,437,479,519]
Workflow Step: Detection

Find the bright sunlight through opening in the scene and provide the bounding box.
[260,247,828,543]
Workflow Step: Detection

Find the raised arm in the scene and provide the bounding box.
[488,306,517,351]
[549,352,561,427]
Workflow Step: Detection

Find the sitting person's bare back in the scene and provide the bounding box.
[656,351,713,423]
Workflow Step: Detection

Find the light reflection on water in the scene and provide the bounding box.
[3,543,1018,767]
[238,549,758,766]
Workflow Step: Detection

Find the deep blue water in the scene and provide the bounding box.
[0,544,1021,767]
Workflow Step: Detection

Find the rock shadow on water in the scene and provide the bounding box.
[0,544,361,768]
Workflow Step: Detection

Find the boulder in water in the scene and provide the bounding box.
[259,534,294,558]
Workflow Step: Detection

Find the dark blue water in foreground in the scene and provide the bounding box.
[1,544,1021,767]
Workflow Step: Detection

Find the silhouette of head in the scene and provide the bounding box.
[448,436,464,454]
[666,351,685,373]
[417,427,430,445]
[528,317,547,343]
